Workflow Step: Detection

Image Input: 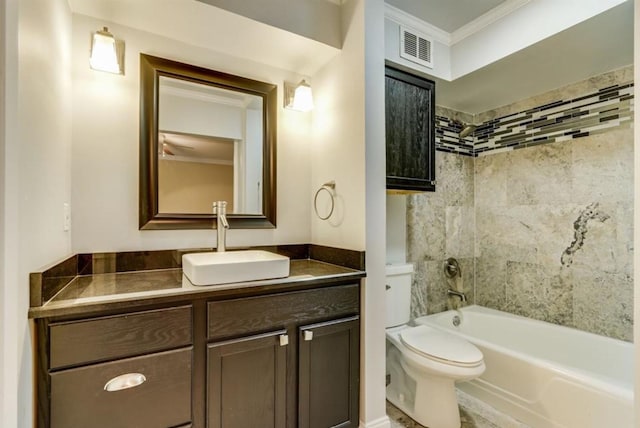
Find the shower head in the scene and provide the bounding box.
[452,119,477,138]
[459,124,477,139]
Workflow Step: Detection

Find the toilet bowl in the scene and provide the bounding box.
[385,264,485,428]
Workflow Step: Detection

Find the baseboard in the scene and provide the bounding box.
[359,415,391,428]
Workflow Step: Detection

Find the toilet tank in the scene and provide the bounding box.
[385,263,413,328]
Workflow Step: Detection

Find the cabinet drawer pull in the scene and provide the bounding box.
[279,334,289,346]
[104,373,147,392]
[303,330,313,341]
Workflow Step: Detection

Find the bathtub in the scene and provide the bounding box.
[415,305,634,428]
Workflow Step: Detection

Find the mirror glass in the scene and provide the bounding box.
[139,54,277,230]
[157,76,263,215]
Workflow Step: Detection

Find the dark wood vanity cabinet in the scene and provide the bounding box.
[385,65,436,191]
[206,284,360,428]
[36,282,360,428]
[43,306,194,428]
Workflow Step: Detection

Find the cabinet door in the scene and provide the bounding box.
[385,66,436,191]
[207,330,288,428]
[298,316,360,428]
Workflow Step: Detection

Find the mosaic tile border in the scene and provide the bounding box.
[436,82,634,157]
[435,115,475,156]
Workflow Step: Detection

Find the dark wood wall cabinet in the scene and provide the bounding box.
[35,281,360,428]
[385,66,436,192]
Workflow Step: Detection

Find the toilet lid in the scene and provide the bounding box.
[400,326,483,367]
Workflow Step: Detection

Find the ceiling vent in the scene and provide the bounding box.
[400,26,433,69]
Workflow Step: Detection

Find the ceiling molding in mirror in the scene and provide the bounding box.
[139,53,277,230]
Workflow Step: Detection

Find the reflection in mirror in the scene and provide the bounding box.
[157,77,263,215]
[139,54,277,230]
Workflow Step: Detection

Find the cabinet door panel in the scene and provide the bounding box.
[207,330,287,428]
[385,66,435,191]
[50,347,192,428]
[298,316,360,428]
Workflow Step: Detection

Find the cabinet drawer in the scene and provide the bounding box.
[208,284,359,340]
[51,347,192,428]
[50,305,192,369]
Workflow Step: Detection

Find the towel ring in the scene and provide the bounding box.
[314,181,336,220]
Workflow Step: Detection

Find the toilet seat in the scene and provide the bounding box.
[400,325,483,368]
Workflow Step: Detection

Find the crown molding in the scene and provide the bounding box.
[451,0,531,44]
[385,0,531,48]
[384,3,451,46]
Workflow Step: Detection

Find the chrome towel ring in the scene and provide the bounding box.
[314,181,336,220]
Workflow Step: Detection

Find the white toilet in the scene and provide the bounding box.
[385,264,485,428]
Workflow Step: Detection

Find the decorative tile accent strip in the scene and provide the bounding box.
[435,115,475,156]
[475,82,634,156]
[436,82,634,157]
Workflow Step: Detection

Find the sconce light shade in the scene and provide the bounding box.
[89,27,123,74]
[284,80,314,112]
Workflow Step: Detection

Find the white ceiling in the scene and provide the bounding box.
[386,0,634,113]
[386,0,507,32]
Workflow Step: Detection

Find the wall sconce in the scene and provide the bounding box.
[89,27,124,75]
[284,80,314,112]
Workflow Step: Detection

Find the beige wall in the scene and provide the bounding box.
[158,160,234,214]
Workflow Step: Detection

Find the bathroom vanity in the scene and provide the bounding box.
[30,247,364,428]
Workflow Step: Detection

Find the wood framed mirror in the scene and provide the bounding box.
[139,54,277,230]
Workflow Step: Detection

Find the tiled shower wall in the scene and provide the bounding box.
[406,66,634,341]
[407,151,475,319]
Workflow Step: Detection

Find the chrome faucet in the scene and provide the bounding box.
[447,289,467,303]
[213,201,229,252]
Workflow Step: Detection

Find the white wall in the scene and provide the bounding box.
[71,14,312,252]
[308,3,389,427]
[0,0,73,426]
[362,0,389,425]
[0,0,14,423]
[310,1,367,251]
[383,0,628,83]
[386,194,407,263]
[384,17,451,80]
[244,109,263,213]
[159,92,243,139]
[450,0,628,79]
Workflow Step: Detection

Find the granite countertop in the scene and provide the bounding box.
[29,258,365,319]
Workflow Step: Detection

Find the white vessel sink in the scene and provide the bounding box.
[182,250,290,286]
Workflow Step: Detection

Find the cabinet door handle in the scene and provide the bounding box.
[104,373,147,392]
[303,330,313,341]
[279,334,289,346]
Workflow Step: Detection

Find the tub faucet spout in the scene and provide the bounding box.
[213,201,229,252]
[447,289,467,303]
